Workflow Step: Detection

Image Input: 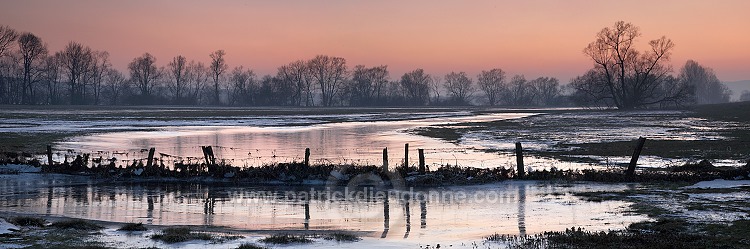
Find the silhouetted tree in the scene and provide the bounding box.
[528,77,560,106]
[42,53,63,104]
[346,65,388,106]
[277,60,313,106]
[209,50,228,105]
[167,55,187,104]
[308,55,347,107]
[228,66,256,105]
[679,60,730,104]
[477,68,506,106]
[90,51,110,105]
[59,42,93,104]
[575,21,691,109]
[505,75,530,105]
[185,61,208,105]
[128,53,161,103]
[400,69,431,105]
[18,32,47,104]
[105,68,126,105]
[0,25,18,59]
[443,71,474,105]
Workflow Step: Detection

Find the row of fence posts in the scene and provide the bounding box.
[43,137,648,178]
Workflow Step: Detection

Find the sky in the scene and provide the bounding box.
[1,0,748,82]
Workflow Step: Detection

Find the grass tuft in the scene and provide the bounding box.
[235,243,268,249]
[9,216,46,227]
[259,234,313,244]
[50,219,103,230]
[118,222,147,231]
[321,232,361,242]
[151,227,212,244]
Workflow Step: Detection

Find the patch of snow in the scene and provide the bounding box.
[683,179,750,189]
[0,218,19,235]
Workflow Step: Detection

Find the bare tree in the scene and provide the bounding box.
[679,60,730,104]
[105,68,126,105]
[18,32,47,104]
[528,77,560,106]
[477,68,506,106]
[167,55,187,104]
[43,53,63,104]
[277,60,313,106]
[128,53,161,102]
[185,61,208,105]
[59,42,93,104]
[228,66,256,105]
[428,75,442,105]
[505,75,530,106]
[209,50,228,105]
[400,69,431,106]
[308,55,347,107]
[0,25,18,58]
[346,65,388,106]
[576,21,690,109]
[443,71,474,105]
[90,51,110,105]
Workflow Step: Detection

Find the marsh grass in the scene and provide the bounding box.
[259,234,313,244]
[118,222,147,231]
[235,243,268,249]
[50,219,103,230]
[151,227,212,243]
[320,232,361,242]
[9,216,46,227]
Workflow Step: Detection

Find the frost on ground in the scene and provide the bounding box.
[683,179,750,189]
[0,218,20,235]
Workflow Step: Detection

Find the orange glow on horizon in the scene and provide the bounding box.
[1,0,748,82]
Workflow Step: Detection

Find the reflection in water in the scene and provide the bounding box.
[518,184,527,236]
[0,176,646,242]
[57,113,546,169]
[382,198,389,238]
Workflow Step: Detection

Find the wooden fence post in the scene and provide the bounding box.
[146,147,155,168]
[304,148,310,167]
[383,148,388,173]
[627,137,647,176]
[418,149,425,175]
[46,145,53,167]
[515,142,524,178]
[404,143,409,168]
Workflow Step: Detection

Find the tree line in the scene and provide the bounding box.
[0,23,734,108]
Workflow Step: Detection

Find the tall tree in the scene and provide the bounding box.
[209,50,228,105]
[576,21,691,109]
[679,60,730,104]
[59,42,93,104]
[90,51,110,105]
[0,25,18,58]
[528,77,560,106]
[505,75,530,106]
[167,55,187,104]
[18,32,47,104]
[400,69,431,106]
[346,65,388,106]
[308,55,347,107]
[105,68,126,105]
[477,68,506,106]
[443,71,474,105]
[228,66,256,105]
[128,53,161,103]
[277,60,313,106]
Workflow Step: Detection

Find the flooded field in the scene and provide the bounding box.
[0,173,646,248]
[2,107,744,170]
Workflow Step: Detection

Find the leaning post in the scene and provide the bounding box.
[304,148,311,168]
[146,147,156,168]
[627,137,647,176]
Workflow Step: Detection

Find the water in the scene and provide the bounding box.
[0,173,645,243]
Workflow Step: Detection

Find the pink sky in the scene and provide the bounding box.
[1,0,748,82]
